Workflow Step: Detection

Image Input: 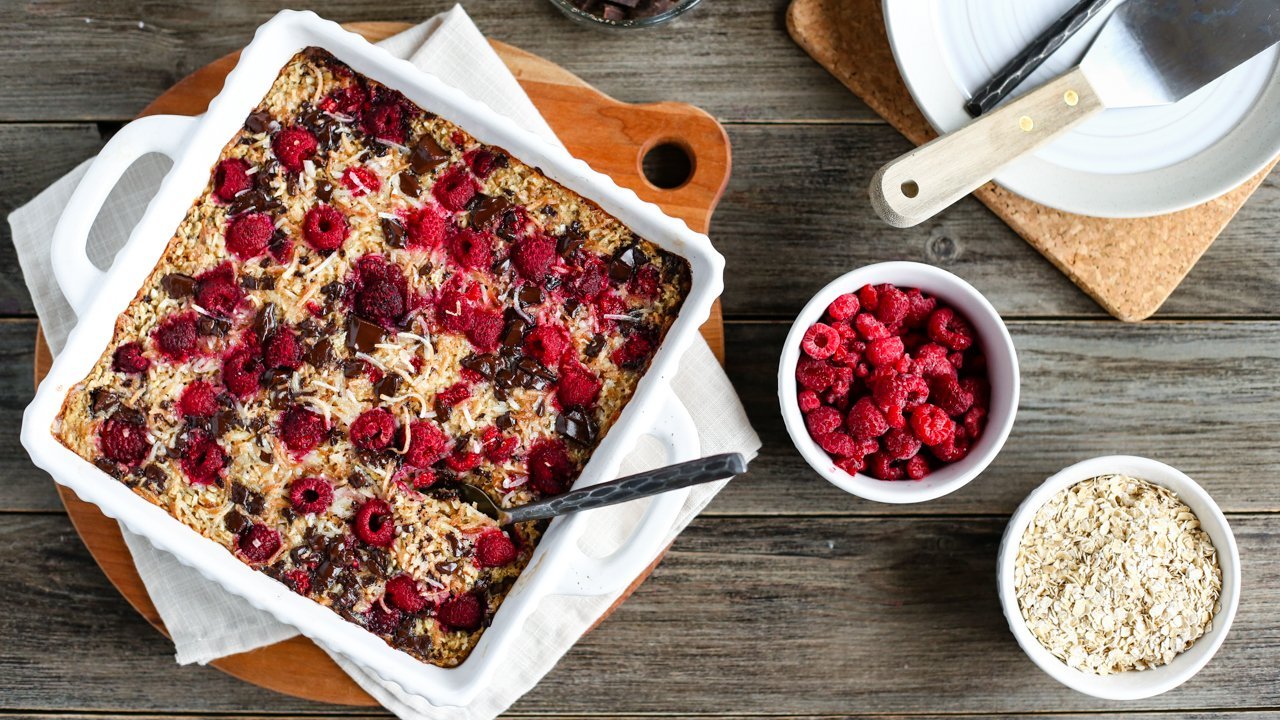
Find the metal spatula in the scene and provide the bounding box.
[870,0,1280,228]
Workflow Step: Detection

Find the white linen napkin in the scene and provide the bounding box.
[10,6,760,718]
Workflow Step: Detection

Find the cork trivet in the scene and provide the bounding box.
[787,0,1279,321]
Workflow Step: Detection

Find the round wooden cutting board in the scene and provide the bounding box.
[33,22,729,706]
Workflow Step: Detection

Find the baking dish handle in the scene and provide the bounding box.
[51,114,197,316]
[551,384,700,597]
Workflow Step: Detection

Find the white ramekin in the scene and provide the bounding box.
[997,455,1241,700]
[777,261,1019,503]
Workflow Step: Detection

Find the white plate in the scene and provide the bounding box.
[883,0,1280,218]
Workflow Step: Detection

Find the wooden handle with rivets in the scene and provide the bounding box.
[870,66,1104,228]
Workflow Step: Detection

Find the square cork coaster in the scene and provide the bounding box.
[787,0,1279,321]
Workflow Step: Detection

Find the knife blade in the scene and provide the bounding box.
[870,0,1280,228]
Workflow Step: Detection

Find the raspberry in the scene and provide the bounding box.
[931,434,971,463]
[884,404,907,429]
[865,336,905,367]
[854,313,890,340]
[283,568,312,595]
[112,342,150,374]
[929,375,974,417]
[905,455,931,480]
[436,382,471,409]
[406,207,448,250]
[179,429,227,485]
[464,148,504,179]
[360,92,409,143]
[289,476,333,515]
[446,227,493,271]
[436,592,483,632]
[795,357,836,392]
[153,312,200,361]
[435,282,476,334]
[99,415,150,466]
[511,235,557,281]
[903,289,937,328]
[801,323,840,360]
[882,427,922,460]
[237,524,281,564]
[481,427,518,463]
[570,259,609,302]
[353,498,396,547]
[961,377,990,410]
[872,373,929,411]
[279,405,326,456]
[213,158,252,202]
[353,255,408,327]
[432,165,479,212]
[836,455,866,475]
[445,450,482,472]
[350,408,396,451]
[474,529,517,567]
[527,439,574,495]
[874,285,909,326]
[611,333,656,370]
[341,166,381,196]
[901,332,927,353]
[804,405,842,437]
[404,420,449,468]
[556,360,601,408]
[303,204,349,252]
[628,264,660,298]
[322,83,366,116]
[271,126,318,172]
[817,431,857,457]
[222,344,264,398]
[364,602,403,635]
[194,262,242,317]
[910,403,957,447]
[523,324,568,368]
[867,451,904,480]
[927,307,974,351]
[179,381,218,418]
[798,390,821,414]
[857,284,879,311]
[846,397,889,440]
[595,291,626,320]
[963,405,987,441]
[826,293,860,321]
[385,575,427,613]
[262,328,301,371]
[225,212,274,260]
[913,343,955,379]
[457,309,500,352]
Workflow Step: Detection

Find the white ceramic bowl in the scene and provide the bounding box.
[777,262,1019,503]
[997,455,1241,699]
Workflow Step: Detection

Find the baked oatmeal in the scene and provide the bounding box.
[54,48,690,668]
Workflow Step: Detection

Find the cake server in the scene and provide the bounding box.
[870,0,1280,228]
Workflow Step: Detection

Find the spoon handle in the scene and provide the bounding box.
[502,453,747,525]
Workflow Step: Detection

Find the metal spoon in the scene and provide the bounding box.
[437,453,747,525]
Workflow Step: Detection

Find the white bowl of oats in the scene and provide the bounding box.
[997,455,1240,699]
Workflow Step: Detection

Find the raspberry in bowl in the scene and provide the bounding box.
[778,262,1019,503]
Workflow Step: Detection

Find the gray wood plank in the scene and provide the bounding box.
[3,715,1278,720]
[0,512,1274,715]
[0,0,869,124]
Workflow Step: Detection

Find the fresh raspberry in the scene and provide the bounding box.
[353,255,408,327]
[279,405,326,456]
[179,381,219,418]
[882,427,922,460]
[225,212,274,260]
[963,405,987,441]
[854,312,889,340]
[569,258,609,302]
[801,323,840,360]
[857,284,879,311]
[213,158,252,202]
[873,285,909,326]
[846,397,889,440]
[353,498,396,547]
[436,592,483,632]
[99,415,150,466]
[961,377,990,410]
[905,455,931,480]
[556,360,601,408]
[628,264,661,298]
[303,204,349,252]
[263,328,302,370]
[795,357,836,392]
[360,92,409,143]
[867,451,904,480]
[481,427,518,463]
[237,524,281,563]
[350,408,396,451]
[826,293,860,321]
[910,403,957,447]
[927,307,974,351]
[341,166,381,196]
[435,282,476,334]
[903,289,937,328]
[798,390,822,414]
[913,343,955,379]
[289,476,334,515]
[153,312,200,361]
[464,148,504,179]
[872,373,929,412]
[404,420,449,468]
[112,342,150,374]
[283,568,312,595]
[929,375,974,417]
[271,126,318,173]
[930,434,971,463]
[222,344,264,398]
[437,382,471,409]
[816,431,858,458]
[194,262,242,317]
[364,602,403,635]
[901,332,927,353]
[517,325,564,368]
[406,207,448,250]
[474,529,517,567]
[445,450,482,472]
[527,439,574,495]
[385,574,427,613]
[865,336,905,367]
[611,333,656,370]
[595,291,626,320]
[179,429,227,485]
[804,405,842,437]
[446,227,493,271]
[321,83,366,116]
[432,165,479,212]
[511,235,557,281]
[836,455,866,475]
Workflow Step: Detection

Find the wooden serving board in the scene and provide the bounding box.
[787,0,1279,322]
[34,21,730,707]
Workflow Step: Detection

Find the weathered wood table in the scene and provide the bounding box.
[2,1,1277,718]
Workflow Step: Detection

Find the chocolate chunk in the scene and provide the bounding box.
[609,245,642,282]
[90,388,120,416]
[517,284,542,306]
[224,509,250,534]
[259,275,277,291]
[253,304,279,343]
[320,280,348,304]
[161,273,196,298]
[495,412,515,430]
[315,179,335,203]
[398,171,421,198]
[408,135,449,174]
[461,353,501,380]
[240,275,259,291]
[557,229,586,257]
[345,314,384,353]
[213,406,240,436]
[347,470,368,489]
[541,205,557,218]
[501,319,528,351]
[375,373,401,400]
[470,194,512,229]
[381,216,406,248]
[142,463,167,493]
[584,334,606,358]
[493,367,517,392]
[113,406,146,426]
[563,298,581,317]
[197,315,230,337]
[94,457,124,479]
[227,188,280,216]
[244,110,273,134]
[230,483,266,515]
[556,407,599,446]
[343,359,366,378]
[305,338,334,368]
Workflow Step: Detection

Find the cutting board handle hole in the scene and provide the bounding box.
[900,180,920,199]
[641,140,695,190]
